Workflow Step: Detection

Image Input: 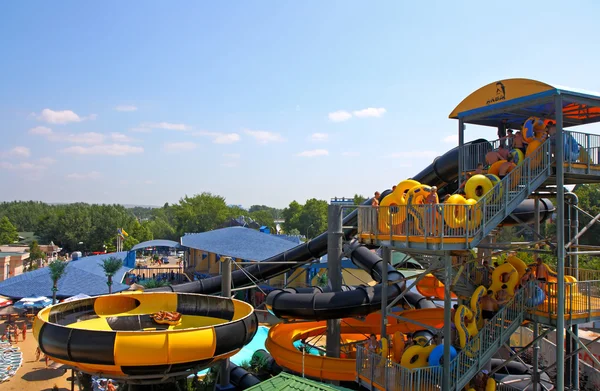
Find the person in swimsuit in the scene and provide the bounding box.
[497,144,509,160]
[485,150,503,166]
[367,333,381,353]
[495,285,510,307]
[481,290,498,322]
[497,155,514,179]
[513,131,527,155]
[372,192,380,207]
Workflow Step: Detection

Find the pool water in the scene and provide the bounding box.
[196,325,269,375]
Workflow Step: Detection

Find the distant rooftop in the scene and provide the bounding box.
[182,227,299,261]
[0,252,29,258]
[0,252,131,299]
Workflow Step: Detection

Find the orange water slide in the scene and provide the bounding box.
[265,308,444,381]
[416,274,457,300]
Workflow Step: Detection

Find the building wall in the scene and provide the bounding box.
[8,256,24,279]
[0,258,7,281]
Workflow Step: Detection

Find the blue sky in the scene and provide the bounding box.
[2,1,600,208]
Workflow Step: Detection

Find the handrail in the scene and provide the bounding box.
[357,138,552,248]
[448,283,530,391]
[355,284,532,391]
[534,279,600,321]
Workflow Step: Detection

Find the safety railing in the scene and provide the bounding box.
[356,345,442,391]
[356,285,532,391]
[563,266,600,282]
[534,279,600,322]
[461,139,501,172]
[357,139,552,248]
[448,283,529,391]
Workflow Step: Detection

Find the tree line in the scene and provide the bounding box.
[0,193,369,252]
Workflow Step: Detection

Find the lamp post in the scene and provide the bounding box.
[306,223,315,239]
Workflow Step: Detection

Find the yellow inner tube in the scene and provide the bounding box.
[465,175,493,201]
[406,184,436,234]
[470,285,487,330]
[400,344,435,369]
[454,305,478,356]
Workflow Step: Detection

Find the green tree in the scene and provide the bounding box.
[0,216,19,245]
[48,259,67,304]
[130,220,154,242]
[248,205,283,219]
[148,217,177,240]
[297,198,328,239]
[282,201,303,234]
[249,210,275,230]
[123,236,140,251]
[29,240,47,269]
[100,257,123,294]
[173,193,231,234]
[353,194,367,205]
[574,184,600,245]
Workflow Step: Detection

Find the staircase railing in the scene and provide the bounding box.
[450,283,530,391]
[357,140,552,248]
[355,283,531,391]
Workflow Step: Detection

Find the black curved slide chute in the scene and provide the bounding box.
[148,139,491,295]
[265,242,435,320]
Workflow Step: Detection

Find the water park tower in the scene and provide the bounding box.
[357,78,600,390]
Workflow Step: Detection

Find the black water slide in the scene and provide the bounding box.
[149,139,491,295]
[265,241,436,320]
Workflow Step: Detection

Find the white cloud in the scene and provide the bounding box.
[61,132,105,144]
[29,126,53,135]
[442,134,458,144]
[129,127,152,133]
[110,132,135,143]
[37,108,81,124]
[164,142,197,152]
[342,151,360,157]
[310,133,329,142]
[38,157,56,165]
[297,149,329,157]
[223,153,241,159]
[62,144,144,156]
[352,107,387,118]
[194,131,241,144]
[66,171,102,180]
[328,110,352,122]
[115,105,138,112]
[0,161,47,171]
[141,122,190,131]
[35,109,96,124]
[9,146,31,158]
[244,130,285,144]
[385,151,438,159]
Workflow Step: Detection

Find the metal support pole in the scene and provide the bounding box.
[570,194,580,390]
[442,253,452,391]
[458,119,465,189]
[555,94,566,391]
[534,198,541,239]
[533,197,541,391]
[532,320,540,389]
[381,247,390,340]
[219,256,232,389]
[326,204,343,360]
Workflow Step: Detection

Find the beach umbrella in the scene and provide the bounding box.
[13,296,53,309]
[0,295,12,308]
[0,306,25,316]
[62,293,91,303]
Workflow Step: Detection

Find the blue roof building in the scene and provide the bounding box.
[0,252,131,299]
[182,227,299,262]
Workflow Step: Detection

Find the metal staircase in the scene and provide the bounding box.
[462,139,552,248]
[412,254,477,298]
[449,284,529,391]
[357,139,553,251]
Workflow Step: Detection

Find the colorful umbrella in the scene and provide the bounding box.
[13,296,53,309]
